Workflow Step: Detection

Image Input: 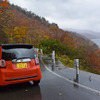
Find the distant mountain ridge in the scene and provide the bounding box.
[65,28,100,39]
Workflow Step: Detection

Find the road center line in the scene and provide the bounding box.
[40,57,100,95]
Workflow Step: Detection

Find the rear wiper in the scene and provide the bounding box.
[12,57,31,63]
[16,57,30,60]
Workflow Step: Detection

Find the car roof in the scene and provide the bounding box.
[0,44,33,49]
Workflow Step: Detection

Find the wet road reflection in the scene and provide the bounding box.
[0,82,42,100]
[0,56,100,100]
[40,56,100,100]
[51,64,55,71]
[42,56,65,71]
[73,74,79,88]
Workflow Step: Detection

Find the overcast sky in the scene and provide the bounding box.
[9,0,100,33]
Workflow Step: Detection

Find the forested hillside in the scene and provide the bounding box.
[0,1,100,74]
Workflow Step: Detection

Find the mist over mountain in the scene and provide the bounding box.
[65,28,100,39]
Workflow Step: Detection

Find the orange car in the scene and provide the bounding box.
[0,44,42,86]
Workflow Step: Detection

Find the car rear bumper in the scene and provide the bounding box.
[0,65,42,86]
[5,75,38,81]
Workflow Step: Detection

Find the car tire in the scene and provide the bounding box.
[33,80,40,85]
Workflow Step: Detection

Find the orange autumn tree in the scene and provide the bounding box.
[0,0,10,43]
[0,0,9,13]
[49,26,59,39]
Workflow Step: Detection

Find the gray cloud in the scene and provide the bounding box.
[9,0,100,32]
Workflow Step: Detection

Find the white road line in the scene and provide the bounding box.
[40,58,100,95]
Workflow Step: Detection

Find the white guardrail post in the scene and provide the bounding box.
[40,49,43,54]
[74,59,79,82]
[52,51,55,64]
[74,59,79,74]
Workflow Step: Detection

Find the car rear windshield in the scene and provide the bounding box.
[2,47,36,61]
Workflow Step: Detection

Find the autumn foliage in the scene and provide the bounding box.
[0,4,100,74]
[0,0,9,13]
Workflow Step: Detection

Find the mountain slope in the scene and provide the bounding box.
[0,4,100,74]
[0,4,97,49]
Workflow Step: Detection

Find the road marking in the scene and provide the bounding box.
[40,57,100,95]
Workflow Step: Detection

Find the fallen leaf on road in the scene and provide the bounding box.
[25,89,28,92]
[59,93,62,96]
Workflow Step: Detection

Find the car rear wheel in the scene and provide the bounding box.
[33,80,40,85]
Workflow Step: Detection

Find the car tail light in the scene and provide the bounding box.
[0,60,6,68]
[35,57,39,65]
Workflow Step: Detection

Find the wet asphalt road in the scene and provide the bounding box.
[0,58,100,100]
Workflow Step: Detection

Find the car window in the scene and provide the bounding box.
[2,47,36,61]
